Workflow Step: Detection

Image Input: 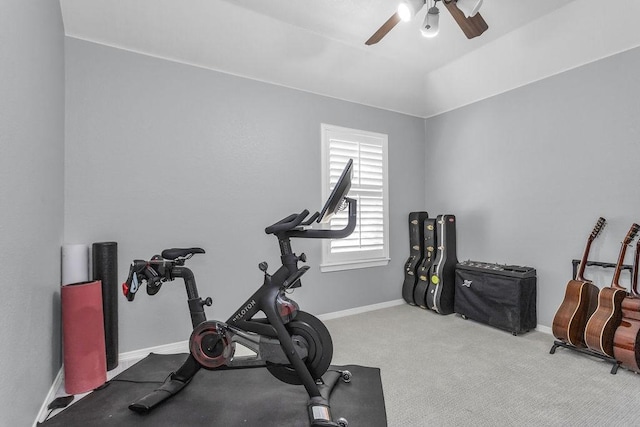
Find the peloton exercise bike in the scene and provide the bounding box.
[122,160,357,427]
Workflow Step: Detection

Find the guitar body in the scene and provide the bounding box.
[612,319,640,371]
[552,217,606,347]
[613,297,640,372]
[414,218,437,308]
[552,279,599,347]
[402,212,429,305]
[619,296,640,321]
[584,223,639,357]
[613,235,640,372]
[425,215,458,315]
[584,287,627,357]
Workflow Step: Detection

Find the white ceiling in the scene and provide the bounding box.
[60,0,640,118]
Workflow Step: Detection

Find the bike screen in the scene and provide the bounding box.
[318,159,353,224]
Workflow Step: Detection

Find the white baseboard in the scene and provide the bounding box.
[34,368,64,426]
[535,324,552,335]
[318,299,405,321]
[118,340,189,362]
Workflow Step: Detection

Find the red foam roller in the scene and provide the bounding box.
[62,280,107,394]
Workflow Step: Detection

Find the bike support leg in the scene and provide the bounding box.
[263,306,343,427]
[308,370,350,427]
[129,267,209,414]
[128,354,201,413]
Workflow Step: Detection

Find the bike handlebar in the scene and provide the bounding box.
[264,198,357,240]
[124,197,356,303]
[265,209,310,235]
[122,250,204,301]
[287,198,357,239]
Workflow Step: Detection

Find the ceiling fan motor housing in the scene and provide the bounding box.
[398,0,426,22]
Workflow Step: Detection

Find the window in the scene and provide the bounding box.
[320,124,389,272]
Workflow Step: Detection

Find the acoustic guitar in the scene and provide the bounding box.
[613,235,640,372]
[552,217,605,347]
[584,223,639,357]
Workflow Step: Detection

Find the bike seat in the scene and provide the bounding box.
[161,247,205,260]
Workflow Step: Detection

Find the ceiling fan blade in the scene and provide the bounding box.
[443,0,488,39]
[365,13,401,45]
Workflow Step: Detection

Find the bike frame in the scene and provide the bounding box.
[124,163,357,427]
[168,233,322,396]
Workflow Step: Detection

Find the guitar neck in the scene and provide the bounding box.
[611,243,629,290]
[576,217,606,282]
[611,224,640,290]
[575,239,593,282]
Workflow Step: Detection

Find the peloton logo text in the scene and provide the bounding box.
[232,299,256,322]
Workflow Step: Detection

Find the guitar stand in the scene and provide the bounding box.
[549,259,633,375]
[549,340,621,374]
[571,259,633,278]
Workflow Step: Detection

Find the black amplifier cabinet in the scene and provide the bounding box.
[454,261,537,335]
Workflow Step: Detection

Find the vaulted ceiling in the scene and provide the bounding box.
[60,0,640,117]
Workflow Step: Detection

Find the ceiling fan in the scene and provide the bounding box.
[365,0,488,45]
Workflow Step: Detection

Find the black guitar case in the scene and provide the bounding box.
[401,211,429,305]
[425,214,458,315]
[413,218,437,308]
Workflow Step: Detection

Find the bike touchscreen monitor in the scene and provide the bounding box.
[318,159,353,224]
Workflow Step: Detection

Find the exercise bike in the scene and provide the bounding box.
[122,160,357,427]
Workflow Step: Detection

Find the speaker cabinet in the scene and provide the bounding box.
[454,261,537,335]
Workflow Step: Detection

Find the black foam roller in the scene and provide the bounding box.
[92,241,118,370]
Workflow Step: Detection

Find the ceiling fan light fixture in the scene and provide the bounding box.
[456,0,483,17]
[420,6,440,38]
[398,0,426,22]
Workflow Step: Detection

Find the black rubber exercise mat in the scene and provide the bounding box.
[40,353,387,426]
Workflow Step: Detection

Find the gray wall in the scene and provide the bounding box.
[0,1,65,425]
[64,38,427,352]
[425,46,640,328]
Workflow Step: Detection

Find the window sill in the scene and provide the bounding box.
[320,257,390,273]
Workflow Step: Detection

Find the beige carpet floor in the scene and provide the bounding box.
[325,304,640,427]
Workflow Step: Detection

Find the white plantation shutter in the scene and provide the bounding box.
[320,124,390,272]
